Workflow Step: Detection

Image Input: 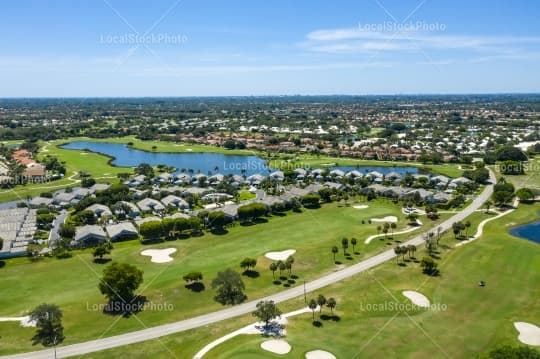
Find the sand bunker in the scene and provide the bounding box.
[140,248,177,263]
[402,291,431,308]
[265,249,296,261]
[371,216,398,223]
[353,205,369,209]
[514,322,540,346]
[305,350,337,359]
[0,316,36,327]
[261,339,291,354]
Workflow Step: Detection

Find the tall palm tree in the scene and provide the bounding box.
[269,262,277,279]
[326,298,337,313]
[390,223,397,238]
[351,238,357,253]
[317,294,326,314]
[309,299,318,320]
[394,247,401,263]
[331,246,338,262]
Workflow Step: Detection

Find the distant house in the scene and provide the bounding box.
[90,183,111,192]
[157,173,174,184]
[161,195,189,209]
[247,174,265,185]
[52,192,77,207]
[85,204,113,219]
[73,225,107,246]
[269,170,285,182]
[137,198,165,212]
[213,203,239,220]
[113,201,140,218]
[105,222,138,242]
[28,197,53,208]
[135,216,161,228]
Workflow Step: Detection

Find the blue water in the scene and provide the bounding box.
[509,220,540,244]
[61,141,418,177]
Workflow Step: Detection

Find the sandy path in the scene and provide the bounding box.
[514,322,540,346]
[456,198,519,247]
[140,248,177,263]
[371,216,398,223]
[192,306,313,359]
[265,249,296,261]
[364,226,420,244]
[305,350,337,359]
[402,291,430,307]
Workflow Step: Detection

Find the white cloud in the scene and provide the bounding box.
[303,26,540,55]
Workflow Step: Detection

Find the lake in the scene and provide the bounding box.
[61,141,419,177]
[509,220,540,244]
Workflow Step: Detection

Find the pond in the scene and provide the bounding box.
[509,220,540,244]
[61,141,419,177]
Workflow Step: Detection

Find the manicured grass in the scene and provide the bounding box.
[74,203,539,359]
[0,199,454,355]
[238,191,256,201]
[0,139,131,202]
[494,157,540,191]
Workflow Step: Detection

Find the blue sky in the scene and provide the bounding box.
[1,0,539,96]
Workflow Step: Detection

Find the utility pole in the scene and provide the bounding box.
[303,280,307,304]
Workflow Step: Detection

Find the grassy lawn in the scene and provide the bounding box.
[0,199,453,355]
[494,157,540,191]
[71,202,540,359]
[0,139,129,202]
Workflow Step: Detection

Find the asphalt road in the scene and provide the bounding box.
[48,210,68,247]
[2,171,496,359]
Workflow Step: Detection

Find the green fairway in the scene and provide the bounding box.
[70,202,539,359]
[0,199,453,355]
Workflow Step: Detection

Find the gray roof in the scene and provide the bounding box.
[74,225,106,243]
[105,222,138,240]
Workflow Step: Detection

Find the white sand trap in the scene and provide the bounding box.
[261,339,291,355]
[353,205,369,209]
[186,148,193,152]
[514,322,540,346]
[402,291,430,308]
[305,350,337,359]
[265,249,296,261]
[140,248,177,263]
[0,316,36,327]
[371,216,398,223]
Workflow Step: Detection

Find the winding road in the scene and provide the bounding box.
[1,171,496,359]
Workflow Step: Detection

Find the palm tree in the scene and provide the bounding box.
[317,294,326,314]
[376,225,382,235]
[408,244,416,259]
[308,299,318,320]
[383,227,389,240]
[436,226,443,244]
[326,297,337,313]
[351,238,357,253]
[331,246,339,262]
[269,262,278,279]
[285,256,294,275]
[390,223,397,238]
[341,238,349,255]
[278,261,286,277]
[394,247,401,263]
[465,221,471,238]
